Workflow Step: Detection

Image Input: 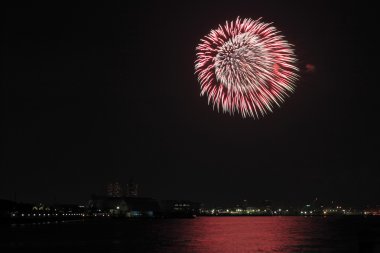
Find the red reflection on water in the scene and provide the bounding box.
[178,217,319,253]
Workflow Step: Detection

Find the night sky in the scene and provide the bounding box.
[2,1,379,206]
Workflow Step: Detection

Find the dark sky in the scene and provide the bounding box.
[2,1,379,206]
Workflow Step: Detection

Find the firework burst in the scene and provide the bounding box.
[195,17,299,118]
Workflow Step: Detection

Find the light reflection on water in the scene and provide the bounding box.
[182,217,312,252]
[2,217,380,253]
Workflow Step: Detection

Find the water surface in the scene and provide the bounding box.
[1,216,380,252]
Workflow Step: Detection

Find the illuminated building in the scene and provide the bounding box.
[159,200,200,218]
[89,195,160,218]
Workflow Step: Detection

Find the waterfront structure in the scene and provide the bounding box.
[89,195,160,217]
[160,200,200,217]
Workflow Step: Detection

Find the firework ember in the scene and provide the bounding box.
[195,17,299,118]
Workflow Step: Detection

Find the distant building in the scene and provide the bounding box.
[242,199,248,210]
[126,179,138,197]
[262,200,272,213]
[107,182,123,197]
[160,200,200,218]
[89,195,160,218]
[364,205,380,216]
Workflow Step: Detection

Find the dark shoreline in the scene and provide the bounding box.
[3,214,377,226]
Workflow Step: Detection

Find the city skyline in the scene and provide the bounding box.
[1,179,377,209]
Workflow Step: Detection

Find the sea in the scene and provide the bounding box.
[1,216,380,252]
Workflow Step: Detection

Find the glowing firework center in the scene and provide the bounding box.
[195,17,298,118]
[215,33,265,92]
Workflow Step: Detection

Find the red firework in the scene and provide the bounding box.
[195,17,299,118]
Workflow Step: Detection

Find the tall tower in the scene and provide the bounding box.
[107,182,123,197]
[126,178,138,197]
